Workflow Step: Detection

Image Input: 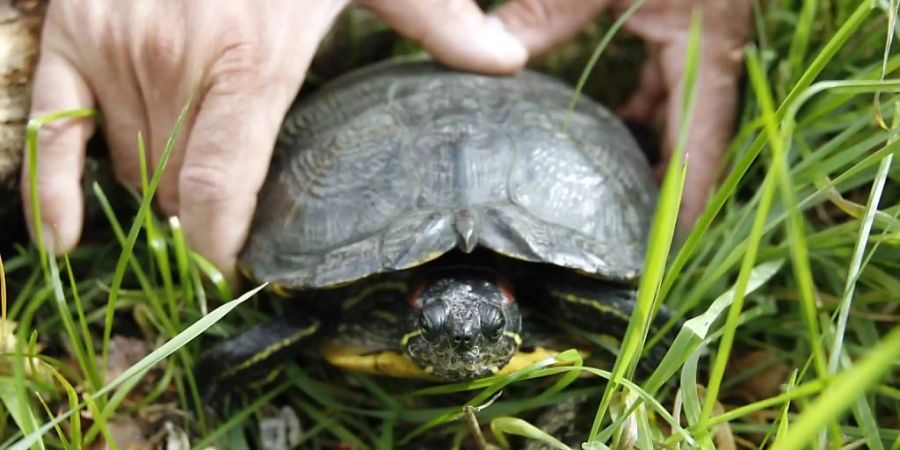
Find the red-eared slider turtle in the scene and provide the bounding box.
[197,60,674,395]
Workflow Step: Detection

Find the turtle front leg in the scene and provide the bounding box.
[194,317,319,401]
[541,280,679,375]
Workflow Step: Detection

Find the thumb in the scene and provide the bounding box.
[492,0,612,57]
[362,0,528,74]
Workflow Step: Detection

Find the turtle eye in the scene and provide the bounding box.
[480,306,506,340]
[419,302,447,340]
[489,318,505,340]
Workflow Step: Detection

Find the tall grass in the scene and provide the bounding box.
[1,0,898,448]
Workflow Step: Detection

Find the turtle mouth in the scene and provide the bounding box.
[405,334,518,380]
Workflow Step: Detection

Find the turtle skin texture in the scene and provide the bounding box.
[240,59,657,290]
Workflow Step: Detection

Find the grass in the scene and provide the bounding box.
[2,0,900,448]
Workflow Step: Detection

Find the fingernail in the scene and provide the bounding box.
[484,16,528,64]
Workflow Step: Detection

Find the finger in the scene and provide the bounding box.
[93,81,153,194]
[178,71,300,281]
[656,46,741,231]
[135,18,196,215]
[22,49,95,254]
[618,52,665,124]
[492,0,612,57]
[147,102,195,216]
[624,0,752,231]
[362,0,527,74]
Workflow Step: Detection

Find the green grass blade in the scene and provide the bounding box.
[190,380,292,450]
[873,0,898,128]
[403,351,584,442]
[47,253,105,413]
[101,93,194,377]
[491,417,573,450]
[10,283,266,450]
[92,183,168,323]
[347,373,403,411]
[769,326,900,450]
[169,216,195,313]
[843,351,886,450]
[659,1,874,306]
[137,132,179,328]
[643,259,783,395]
[190,252,232,301]
[787,0,818,82]
[34,366,80,450]
[699,46,787,433]
[588,8,699,442]
[61,252,103,393]
[567,0,647,114]
[9,275,52,450]
[294,398,370,449]
[772,371,801,445]
[819,107,898,450]
[95,284,267,395]
[679,351,708,447]
[1,254,6,343]
[828,113,897,374]
[0,383,41,450]
[412,349,582,396]
[707,378,825,429]
[84,393,116,450]
[24,108,97,274]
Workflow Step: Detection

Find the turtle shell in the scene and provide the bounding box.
[241,60,657,289]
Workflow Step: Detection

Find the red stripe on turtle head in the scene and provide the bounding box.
[497,277,515,305]
[407,282,425,308]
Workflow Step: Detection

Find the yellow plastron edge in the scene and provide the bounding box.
[319,342,588,381]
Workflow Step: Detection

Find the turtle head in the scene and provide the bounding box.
[403,271,522,380]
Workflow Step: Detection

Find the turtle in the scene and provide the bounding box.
[196,59,676,396]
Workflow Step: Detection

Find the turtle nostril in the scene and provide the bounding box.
[452,334,474,349]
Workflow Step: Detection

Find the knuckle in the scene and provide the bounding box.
[139,21,185,73]
[409,0,476,43]
[29,119,91,153]
[178,162,239,206]
[205,41,269,94]
[503,0,553,28]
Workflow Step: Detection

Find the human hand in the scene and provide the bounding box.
[26,0,749,282]
[492,0,753,230]
[24,0,528,281]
